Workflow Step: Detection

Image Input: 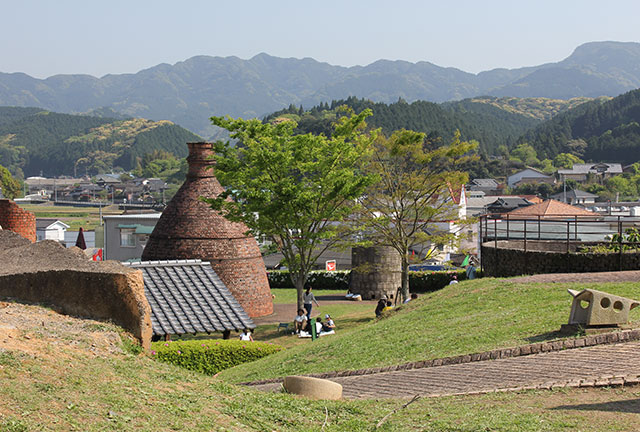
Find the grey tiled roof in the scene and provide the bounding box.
[551,189,598,200]
[124,259,255,336]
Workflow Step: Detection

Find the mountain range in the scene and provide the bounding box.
[1,41,640,137]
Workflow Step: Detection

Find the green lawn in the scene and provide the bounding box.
[2,343,639,431]
[218,278,640,383]
[3,280,640,431]
[246,289,375,349]
[17,203,121,231]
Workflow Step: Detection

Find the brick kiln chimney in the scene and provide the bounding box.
[0,199,36,242]
[141,142,273,318]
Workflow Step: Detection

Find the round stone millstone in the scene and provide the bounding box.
[283,376,343,400]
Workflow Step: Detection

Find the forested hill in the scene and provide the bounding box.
[265,97,543,155]
[519,88,640,164]
[0,107,201,178]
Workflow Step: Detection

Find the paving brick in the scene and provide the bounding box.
[325,341,640,399]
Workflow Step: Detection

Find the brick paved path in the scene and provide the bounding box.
[510,270,640,284]
[252,341,640,399]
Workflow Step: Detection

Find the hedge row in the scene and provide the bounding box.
[151,339,283,375]
[268,269,481,292]
[267,270,350,290]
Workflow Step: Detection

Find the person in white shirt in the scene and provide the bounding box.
[449,275,459,285]
[239,329,253,341]
[294,309,308,334]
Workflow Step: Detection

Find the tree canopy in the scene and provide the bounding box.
[205,110,377,310]
[357,130,477,300]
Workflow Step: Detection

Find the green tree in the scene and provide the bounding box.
[510,143,539,166]
[357,130,477,301]
[205,110,377,310]
[0,164,21,199]
[553,152,584,169]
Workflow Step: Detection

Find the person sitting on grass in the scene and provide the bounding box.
[375,296,388,317]
[323,314,336,332]
[403,293,418,304]
[314,316,325,335]
[239,329,253,341]
[382,300,394,312]
[294,308,308,334]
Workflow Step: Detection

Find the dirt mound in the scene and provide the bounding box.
[0,301,124,358]
[0,230,31,250]
[0,238,134,276]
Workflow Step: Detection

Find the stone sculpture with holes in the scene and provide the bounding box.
[561,288,640,334]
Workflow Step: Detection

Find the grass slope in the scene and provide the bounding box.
[219,278,640,383]
[2,290,640,430]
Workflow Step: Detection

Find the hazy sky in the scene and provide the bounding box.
[3,0,640,78]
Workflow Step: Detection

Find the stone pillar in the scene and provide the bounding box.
[350,246,402,300]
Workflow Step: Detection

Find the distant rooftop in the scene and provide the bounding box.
[508,199,599,218]
[558,163,623,175]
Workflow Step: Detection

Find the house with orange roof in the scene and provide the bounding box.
[506,199,600,219]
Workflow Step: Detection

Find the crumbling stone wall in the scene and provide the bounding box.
[0,231,152,349]
[482,241,640,277]
[350,246,402,300]
[0,199,36,242]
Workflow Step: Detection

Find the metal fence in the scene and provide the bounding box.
[479,214,640,254]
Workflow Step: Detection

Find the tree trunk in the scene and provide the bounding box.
[400,255,410,302]
[295,276,306,313]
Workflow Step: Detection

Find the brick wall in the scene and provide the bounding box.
[482,241,640,277]
[0,199,36,242]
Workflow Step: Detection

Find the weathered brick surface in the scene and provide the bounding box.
[0,199,36,242]
[142,142,273,318]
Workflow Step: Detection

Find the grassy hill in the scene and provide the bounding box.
[2,280,640,431]
[0,107,201,177]
[219,278,640,384]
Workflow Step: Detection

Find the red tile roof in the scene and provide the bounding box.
[507,199,598,218]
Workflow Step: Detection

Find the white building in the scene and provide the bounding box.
[507,168,554,188]
[36,218,70,242]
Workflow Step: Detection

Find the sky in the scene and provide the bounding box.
[2,0,640,79]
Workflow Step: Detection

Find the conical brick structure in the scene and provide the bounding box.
[142,142,273,318]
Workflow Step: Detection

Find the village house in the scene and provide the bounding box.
[35,218,69,242]
[102,213,161,261]
[557,163,623,182]
[507,167,555,188]
[550,189,598,206]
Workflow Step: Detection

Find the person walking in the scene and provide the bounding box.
[303,286,319,319]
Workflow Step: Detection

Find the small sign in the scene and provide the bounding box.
[325,260,336,271]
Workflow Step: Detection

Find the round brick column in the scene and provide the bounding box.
[142,142,273,318]
[0,199,36,242]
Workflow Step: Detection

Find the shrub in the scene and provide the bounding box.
[268,269,480,292]
[151,339,283,375]
[267,270,350,289]
[409,270,472,293]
